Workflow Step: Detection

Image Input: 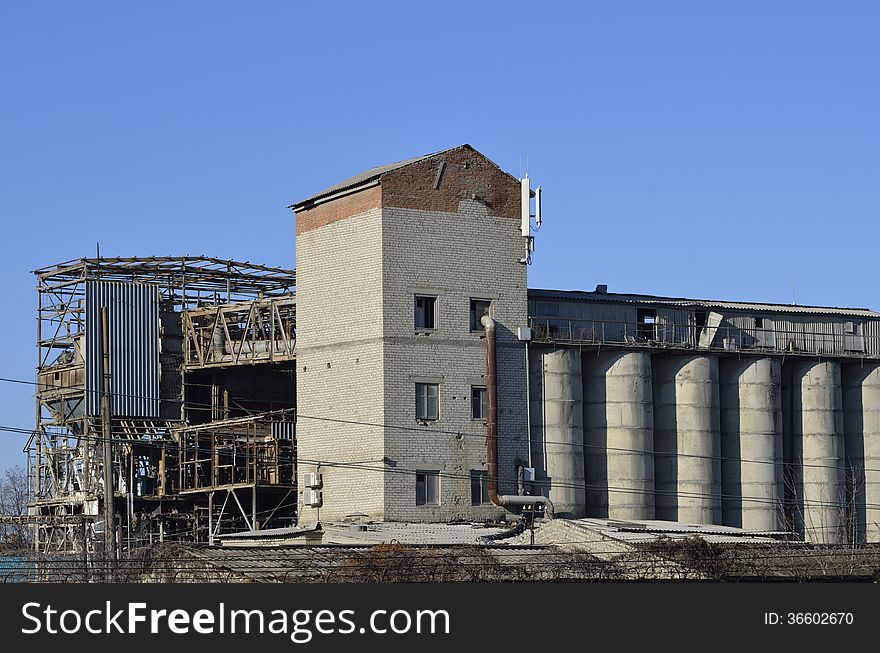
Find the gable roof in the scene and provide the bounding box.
[289,144,494,211]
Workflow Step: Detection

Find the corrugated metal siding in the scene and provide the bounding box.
[271,421,296,440]
[528,288,880,318]
[85,281,160,416]
[529,297,880,358]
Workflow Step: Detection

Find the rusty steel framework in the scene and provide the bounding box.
[29,256,297,557]
[183,297,296,369]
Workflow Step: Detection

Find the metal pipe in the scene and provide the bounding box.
[100,306,118,569]
[525,340,532,470]
[481,315,553,517]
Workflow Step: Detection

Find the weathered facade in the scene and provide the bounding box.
[293,145,528,523]
[292,145,880,543]
[26,145,880,555]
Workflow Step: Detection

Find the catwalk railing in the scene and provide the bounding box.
[529,317,880,360]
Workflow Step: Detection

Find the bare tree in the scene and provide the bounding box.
[0,466,31,549]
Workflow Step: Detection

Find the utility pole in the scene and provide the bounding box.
[101,306,118,576]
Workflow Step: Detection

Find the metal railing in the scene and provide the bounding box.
[528,317,880,360]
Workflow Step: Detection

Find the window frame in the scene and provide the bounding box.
[416,470,440,506]
[469,298,492,332]
[414,294,438,331]
[470,385,488,420]
[415,382,440,421]
[470,470,490,505]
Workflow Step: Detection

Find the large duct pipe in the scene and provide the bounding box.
[482,315,553,516]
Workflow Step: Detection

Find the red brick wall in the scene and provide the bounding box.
[294,145,521,235]
[381,145,521,219]
[295,185,382,236]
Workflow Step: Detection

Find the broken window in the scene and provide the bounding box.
[636,308,656,341]
[414,295,437,330]
[416,471,440,506]
[470,470,490,505]
[695,309,707,336]
[470,298,492,331]
[845,321,865,352]
[471,386,488,420]
[415,382,439,421]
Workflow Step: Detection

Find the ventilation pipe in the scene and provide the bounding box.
[481,314,553,517]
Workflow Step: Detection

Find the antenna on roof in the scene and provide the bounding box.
[519,175,542,265]
[96,242,101,259]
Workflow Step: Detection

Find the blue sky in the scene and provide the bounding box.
[1,2,878,468]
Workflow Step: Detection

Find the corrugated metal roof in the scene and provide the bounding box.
[529,288,880,318]
[218,525,320,540]
[321,521,512,545]
[289,144,471,210]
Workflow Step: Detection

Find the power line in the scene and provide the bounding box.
[1,373,877,477]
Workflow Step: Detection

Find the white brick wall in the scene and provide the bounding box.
[296,209,386,522]
[296,199,529,523]
[382,201,528,521]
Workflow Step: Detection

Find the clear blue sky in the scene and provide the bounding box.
[1,2,878,469]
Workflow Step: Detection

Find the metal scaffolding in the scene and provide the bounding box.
[29,256,298,558]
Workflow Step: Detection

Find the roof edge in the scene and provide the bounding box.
[528,287,879,317]
[289,143,520,212]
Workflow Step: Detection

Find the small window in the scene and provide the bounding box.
[695,310,707,333]
[471,386,488,420]
[416,471,440,505]
[470,298,492,331]
[470,470,490,505]
[415,383,439,421]
[755,317,764,329]
[414,295,437,330]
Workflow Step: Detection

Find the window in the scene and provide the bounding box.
[471,386,488,420]
[415,382,439,421]
[414,295,437,330]
[470,470,490,505]
[636,308,656,341]
[416,471,440,505]
[845,321,865,352]
[695,309,707,335]
[755,317,764,329]
[470,298,492,331]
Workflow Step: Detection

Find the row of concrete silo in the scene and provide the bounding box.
[534,348,880,543]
